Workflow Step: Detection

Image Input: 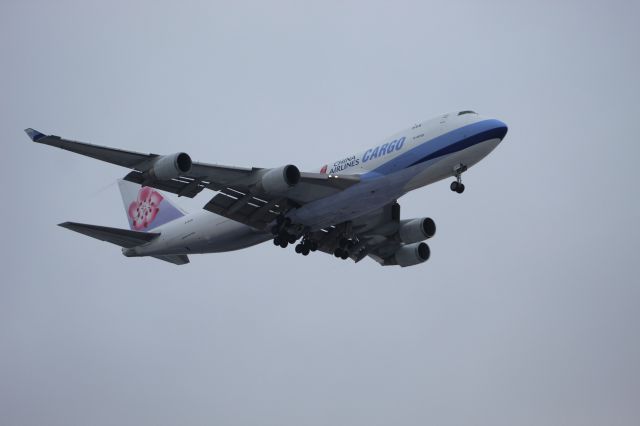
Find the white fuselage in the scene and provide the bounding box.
[129,112,507,257]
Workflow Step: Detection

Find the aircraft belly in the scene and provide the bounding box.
[195,223,271,253]
[137,210,270,256]
[290,175,407,230]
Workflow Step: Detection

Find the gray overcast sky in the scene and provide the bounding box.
[2,1,639,425]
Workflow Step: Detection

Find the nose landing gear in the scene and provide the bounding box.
[450,181,465,193]
[450,164,467,194]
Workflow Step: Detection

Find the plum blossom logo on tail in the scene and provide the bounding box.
[320,165,328,174]
[128,187,164,230]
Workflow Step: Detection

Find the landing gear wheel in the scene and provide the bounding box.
[273,236,281,246]
[295,244,303,253]
[451,163,467,194]
[302,247,310,256]
[279,240,288,248]
[341,252,349,260]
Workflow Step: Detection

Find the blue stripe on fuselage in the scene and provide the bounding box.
[362,119,507,178]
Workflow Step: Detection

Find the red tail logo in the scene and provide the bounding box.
[128,187,163,230]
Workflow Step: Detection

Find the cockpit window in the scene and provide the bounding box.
[458,110,477,115]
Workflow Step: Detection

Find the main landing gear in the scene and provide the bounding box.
[271,216,355,260]
[333,237,355,260]
[273,233,296,248]
[450,164,467,194]
[271,216,318,255]
[295,238,318,256]
[272,216,296,248]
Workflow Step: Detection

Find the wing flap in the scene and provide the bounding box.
[123,171,208,198]
[203,187,291,230]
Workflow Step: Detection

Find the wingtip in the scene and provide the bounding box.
[25,128,46,142]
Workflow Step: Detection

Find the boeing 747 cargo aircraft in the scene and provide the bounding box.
[26,111,507,266]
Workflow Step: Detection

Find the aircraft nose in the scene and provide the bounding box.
[494,119,508,140]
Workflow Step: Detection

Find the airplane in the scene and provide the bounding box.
[25,110,508,266]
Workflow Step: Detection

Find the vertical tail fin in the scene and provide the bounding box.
[117,180,186,231]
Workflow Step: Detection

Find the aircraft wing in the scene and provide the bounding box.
[25,128,262,197]
[26,128,360,230]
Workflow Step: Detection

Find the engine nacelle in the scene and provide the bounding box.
[398,217,436,244]
[393,242,430,267]
[258,164,301,194]
[150,152,192,180]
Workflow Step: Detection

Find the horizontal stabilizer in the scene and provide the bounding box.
[152,254,190,265]
[59,221,159,248]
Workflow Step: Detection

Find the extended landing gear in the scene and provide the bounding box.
[450,181,465,193]
[271,216,356,261]
[333,248,350,260]
[450,164,467,194]
[271,216,291,236]
[272,216,297,248]
[333,237,355,260]
[273,234,296,248]
[295,238,318,256]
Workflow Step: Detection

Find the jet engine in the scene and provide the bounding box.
[398,218,436,244]
[393,242,430,267]
[258,164,301,194]
[150,152,192,180]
